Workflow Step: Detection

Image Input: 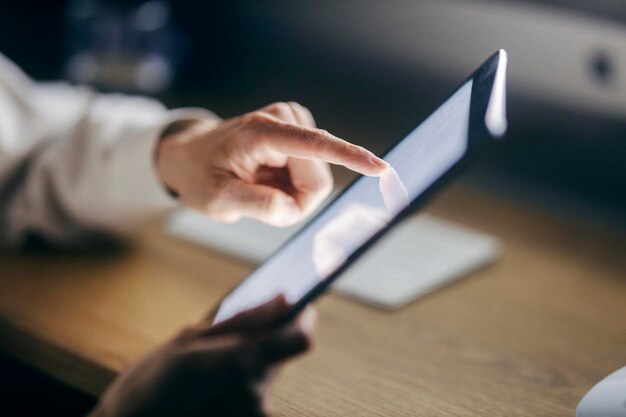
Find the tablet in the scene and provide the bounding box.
[213,49,508,324]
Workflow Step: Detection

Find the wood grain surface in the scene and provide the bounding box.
[1,183,625,416]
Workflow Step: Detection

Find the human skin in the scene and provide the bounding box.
[90,296,316,417]
[156,102,389,227]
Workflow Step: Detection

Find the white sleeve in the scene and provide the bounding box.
[0,53,219,247]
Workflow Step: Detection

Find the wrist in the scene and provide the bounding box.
[155,119,202,196]
[160,118,202,139]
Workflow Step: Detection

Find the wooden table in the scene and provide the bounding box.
[1,183,625,416]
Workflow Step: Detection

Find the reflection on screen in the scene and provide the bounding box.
[214,79,473,323]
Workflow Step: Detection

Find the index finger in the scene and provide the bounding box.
[254,120,389,177]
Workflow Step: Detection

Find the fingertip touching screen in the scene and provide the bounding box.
[214,79,475,323]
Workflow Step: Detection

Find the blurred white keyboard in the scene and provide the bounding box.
[166,210,500,309]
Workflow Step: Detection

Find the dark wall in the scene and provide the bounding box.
[1,0,624,226]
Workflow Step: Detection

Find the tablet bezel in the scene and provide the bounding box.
[215,50,508,324]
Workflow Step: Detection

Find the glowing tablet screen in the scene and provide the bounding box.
[213,79,474,323]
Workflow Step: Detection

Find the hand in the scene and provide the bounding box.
[156,102,389,227]
[90,296,316,417]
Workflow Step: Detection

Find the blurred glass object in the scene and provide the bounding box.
[64,0,185,93]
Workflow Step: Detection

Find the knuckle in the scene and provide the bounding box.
[263,102,295,123]
[309,131,332,157]
[307,127,326,142]
[355,145,371,159]
[316,128,330,138]
[268,101,290,113]
[291,102,316,127]
[289,101,310,115]
[261,192,280,221]
[288,101,316,127]
[243,111,273,127]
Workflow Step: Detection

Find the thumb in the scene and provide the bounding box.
[221,179,303,227]
[205,295,291,336]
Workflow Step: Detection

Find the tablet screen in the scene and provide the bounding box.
[214,79,475,323]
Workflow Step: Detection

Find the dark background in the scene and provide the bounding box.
[0,1,624,415]
[1,0,624,228]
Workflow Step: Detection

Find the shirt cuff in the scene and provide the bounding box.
[109,107,220,228]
